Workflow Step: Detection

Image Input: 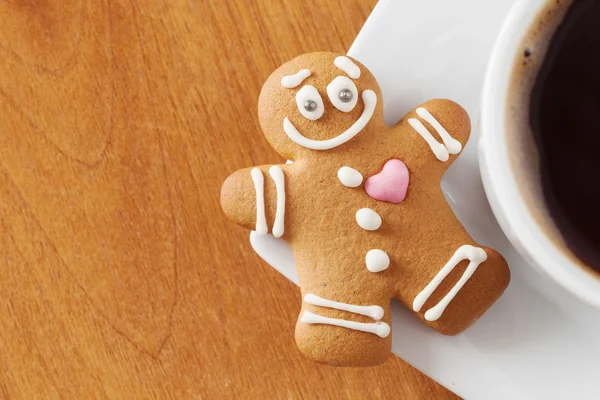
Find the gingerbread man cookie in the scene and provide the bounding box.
[221,52,510,367]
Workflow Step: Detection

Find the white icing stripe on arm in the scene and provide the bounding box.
[250,168,268,235]
[408,118,450,162]
[301,311,390,338]
[413,245,487,321]
[269,166,285,238]
[416,107,462,154]
[334,56,361,79]
[304,293,384,321]
[281,69,311,88]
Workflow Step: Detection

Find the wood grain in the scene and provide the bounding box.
[0,0,459,398]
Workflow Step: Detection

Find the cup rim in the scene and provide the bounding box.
[480,0,600,307]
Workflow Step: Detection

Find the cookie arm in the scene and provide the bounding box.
[220,164,288,237]
[394,99,471,174]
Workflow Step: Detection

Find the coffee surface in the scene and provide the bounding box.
[530,0,600,271]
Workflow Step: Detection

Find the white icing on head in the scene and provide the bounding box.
[327,76,358,113]
[365,249,390,273]
[281,69,311,88]
[250,168,268,235]
[304,294,384,320]
[283,90,377,150]
[337,167,363,188]
[413,245,487,321]
[355,208,382,231]
[295,85,324,120]
[334,56,361,79]
[301,311,390,338]
[268,166,286,238]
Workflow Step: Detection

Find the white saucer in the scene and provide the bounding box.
[251,0,600,398]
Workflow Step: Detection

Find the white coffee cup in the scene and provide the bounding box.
[479,0,600,307]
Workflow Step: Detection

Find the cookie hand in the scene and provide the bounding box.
[394,99,471,174]
[220,165,287,237]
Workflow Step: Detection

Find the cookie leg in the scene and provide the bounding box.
[294,292,392,366]
[409,245,510,335]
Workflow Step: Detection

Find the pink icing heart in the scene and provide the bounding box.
[364,159,410,204]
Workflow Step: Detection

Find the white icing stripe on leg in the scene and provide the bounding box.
[301,311,390,338]
[424,258,482,321]
[413,245,487,321]
[250,168,268,235]
[304,293,384,321]
[269,166,285,238]
[408,118,450,162]
[416,107,462,154]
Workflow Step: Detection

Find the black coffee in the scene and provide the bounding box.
[530,0,600,271]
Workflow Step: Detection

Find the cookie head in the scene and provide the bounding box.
[258,52,383,159]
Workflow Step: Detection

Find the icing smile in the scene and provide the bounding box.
[283,90,378,151]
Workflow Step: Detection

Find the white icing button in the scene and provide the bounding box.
[337,167,363,188]
[365,249,390,273]
[355,208,382,231]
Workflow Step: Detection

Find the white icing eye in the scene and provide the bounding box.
[295,85,324,120]
[327,76,358,113]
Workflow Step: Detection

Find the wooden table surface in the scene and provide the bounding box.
[0,0,459,398]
